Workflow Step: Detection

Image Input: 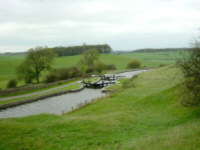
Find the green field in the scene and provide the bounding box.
[0,54,25,89]
[0,66,199,150]
[0,54,133,89]
[0,51,186,89]
[121,50,188,68]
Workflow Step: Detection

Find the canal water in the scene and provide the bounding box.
[118,69,148,78]
[0,69,150,118]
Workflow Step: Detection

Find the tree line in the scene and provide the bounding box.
[132,48,191,53]
[6,47,116,88]
[178,40,200,107]
[49,44,112,57]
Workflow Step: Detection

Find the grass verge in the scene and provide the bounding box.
[0,66,199,150]
[0,83,82,105]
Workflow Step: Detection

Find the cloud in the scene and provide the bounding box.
[0,0,200,52]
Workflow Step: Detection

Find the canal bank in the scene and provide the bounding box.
[0,69,152,118]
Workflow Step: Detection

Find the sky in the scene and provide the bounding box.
[0,0,200,53]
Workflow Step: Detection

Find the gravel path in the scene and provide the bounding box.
[0,81,81,101]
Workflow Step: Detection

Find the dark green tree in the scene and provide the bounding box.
[178,40,200,106]
[7,79,17,88]
[95,61,106,74]
[78,48,99,68]
[127,60,141,69]
[17,46,56,83]
[17,62,35,84]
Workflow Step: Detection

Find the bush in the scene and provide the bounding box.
[24,76,33,84]
[86,66,95,73]
[7,79,17,88]
[44,66,82,83]
[106,64,116,70]
[58,68,69,80]
[178,40,200,106]
[159,64,168,67]
[44,73,57,83]
[67,66,82,78]
[127,60,141,69]
[95,61,106,73]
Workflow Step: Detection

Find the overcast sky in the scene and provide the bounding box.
[0,0,200,52]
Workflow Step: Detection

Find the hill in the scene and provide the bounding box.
[0,54,133,89]
[0,66,199,149]
[0,49,187,89]
[121,50,189,68]
[132,48,190,53]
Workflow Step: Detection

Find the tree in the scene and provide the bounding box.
[50,44,112,57]
[79,65,88,74]
[7,79,17,88]
[78,48,99,71]
[84,48,99,66]
[178,40,200,106]
[17,61,35,84]
[106,64,116,70]
[127,60,141,69]
[95,61,106,74]
[17,46,56,83]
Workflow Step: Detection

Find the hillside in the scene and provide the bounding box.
[0,66,199,149]
[0,54,133,89]
[121,50,188,68]
[0,50,186,89]
[132,48,189,52]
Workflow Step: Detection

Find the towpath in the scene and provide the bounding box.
[0,81,80,101]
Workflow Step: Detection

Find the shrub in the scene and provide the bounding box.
[58,68,69,80]
[44,73,57,83]
[67,66,82,78]
[95,61,106,73]
[127,60,141,69]
[106,64,116,70]
[178,42,200,106]
[44,66,82,83]
[7,79,17,88]
[159,64,168,67]
[58,81,63,85]
[86,66,95,73]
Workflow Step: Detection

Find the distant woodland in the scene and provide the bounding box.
[132,48,191,53]
[49,44,112,56]
[1,46,191,56]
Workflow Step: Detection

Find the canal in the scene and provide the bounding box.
[0,69,150,118]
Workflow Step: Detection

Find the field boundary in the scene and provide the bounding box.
[0,78,77,96]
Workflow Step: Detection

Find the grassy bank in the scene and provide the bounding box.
[0,79,81,98]
[0,82,82,105]
[0,66,199,150]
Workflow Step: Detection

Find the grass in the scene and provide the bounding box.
[0,66,199,150]
[0,54,132,89]
[0,79,80,98]
[0,51,185,89]
[84,77,100,83]
[0,54,25,89]
[105,78,128,90]
[0,83,82,105]
[121,51,189,68]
